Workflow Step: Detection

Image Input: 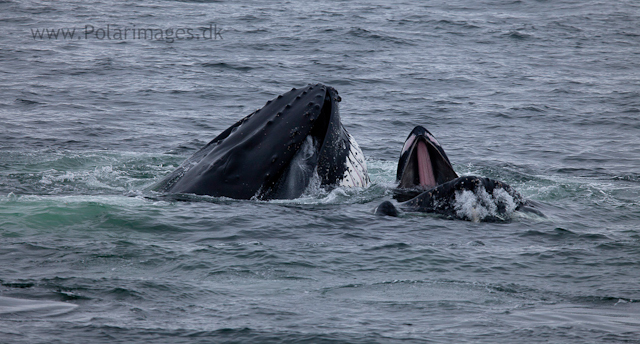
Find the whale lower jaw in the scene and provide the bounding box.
[339,132,370,188]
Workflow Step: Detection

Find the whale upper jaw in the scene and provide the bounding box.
[151,83,369,200]
[396,125,458,191]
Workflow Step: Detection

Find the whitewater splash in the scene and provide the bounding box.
[454,186,520,222]
[377,175,527,221]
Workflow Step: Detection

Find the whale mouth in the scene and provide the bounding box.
[416,140,436,187]
[397,126,458,190]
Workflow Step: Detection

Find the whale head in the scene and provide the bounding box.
[396,125,458,190]
[151,84,369,200]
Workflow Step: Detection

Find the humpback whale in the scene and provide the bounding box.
[376,126,525,221]
[152,84,369,200]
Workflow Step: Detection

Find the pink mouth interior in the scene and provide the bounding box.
[416,140,436,188]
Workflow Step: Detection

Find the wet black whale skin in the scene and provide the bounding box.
[377,176,525,220]
[152,83,353,200]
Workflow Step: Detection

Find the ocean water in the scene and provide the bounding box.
[1,0,640,343]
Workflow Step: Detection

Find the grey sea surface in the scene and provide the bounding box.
[1,0,639,343]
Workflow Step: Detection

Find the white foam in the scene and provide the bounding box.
[38,165,126,191]
[0,296,77,317]
[454,186,518,222]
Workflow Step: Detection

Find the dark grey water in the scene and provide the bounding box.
[1,0,639,343]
